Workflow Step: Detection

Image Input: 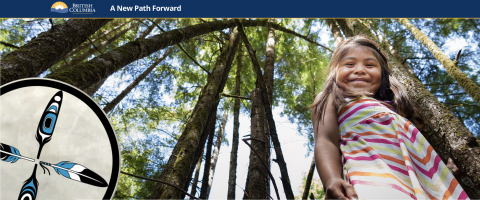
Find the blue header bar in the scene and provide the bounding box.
[1,0,479,18]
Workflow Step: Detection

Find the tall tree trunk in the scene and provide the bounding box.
[344,18,480,198]
[302,158,316,200]
[103,49,170,113]
[235,19,295,199]
[150,27,240,199]
[227,40,243,200]
[0,19,111,85]
[205,107,230,198]
[325,19,344,44]
[245,88,269,199]
[42,19,325,91]
[397,18,480,105]
[200,116,217,199]
[190,147,204,199]
[61,19,131,62]
[57,21,138,72]
[263,18,276,197]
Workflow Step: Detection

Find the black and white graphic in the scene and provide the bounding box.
[0,78,120,199]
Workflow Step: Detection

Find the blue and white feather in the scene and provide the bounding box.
[40,161,108,187]
[0,143,34,163]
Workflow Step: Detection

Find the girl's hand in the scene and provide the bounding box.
[325,178,358,200]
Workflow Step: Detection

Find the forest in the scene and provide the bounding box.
[1,18,479,199]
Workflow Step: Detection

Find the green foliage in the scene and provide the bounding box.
[295,172,325,200]
[113,134,167,199]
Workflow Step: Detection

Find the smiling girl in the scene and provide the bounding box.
[311,36,468,200]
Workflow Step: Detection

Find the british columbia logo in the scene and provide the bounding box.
[51,2,68,13]
[51,2,96,14]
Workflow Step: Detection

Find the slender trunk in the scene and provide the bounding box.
[205,107,230,198]
[1,19,111,85]
[235,19,295,199]
[57,21,138,71]
[245,88,269,199]
[62,19,131,61]
[344,18,480,198]
[150,27,240,199]
[325,19,344,44]
[82,19,160,97]
[44,19,322,91]
[138,19,163,39]
[103,49,170,113]
[302,158,316,200]
[263,18,276,196]
[335,19,354,38]
[227,41,243,200]
[397,18,480,105]
[190,147,204,199]
[200,116,216,199]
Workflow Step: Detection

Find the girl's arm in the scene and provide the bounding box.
[313,94,358,200]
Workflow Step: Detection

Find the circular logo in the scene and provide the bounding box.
[0,78,120,199]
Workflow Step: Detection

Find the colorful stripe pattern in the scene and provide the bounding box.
[338,97,468,200]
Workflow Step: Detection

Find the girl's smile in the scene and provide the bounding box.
[335,47,382,94]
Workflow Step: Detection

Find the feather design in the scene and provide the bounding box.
[18,165,39,200]
[36,91,63,159]
[40,161,108,187]
[0,143,34,163]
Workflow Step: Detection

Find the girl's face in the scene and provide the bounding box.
[335,47,382,94]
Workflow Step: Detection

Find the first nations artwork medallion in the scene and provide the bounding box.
[0,78,120,200]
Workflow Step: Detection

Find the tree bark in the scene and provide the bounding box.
[190,147,204,199]
[235,19,295,199]
[325,19,344,45]
[0,19,111,85]
[200,116,216,199]
[335,19,354,38]
[302,158,316,200]
[263,18,276,197]
[150,27,240,199]
[103,49,170,113]
[57,21,138,72]
[227,40,243,200]
[344,18,480,198]
[205,107,230,198]
[245,88,269,199]
[396,18,480,105]
[84,78,106,97]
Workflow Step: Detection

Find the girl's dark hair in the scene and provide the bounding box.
[311,35,422,124]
